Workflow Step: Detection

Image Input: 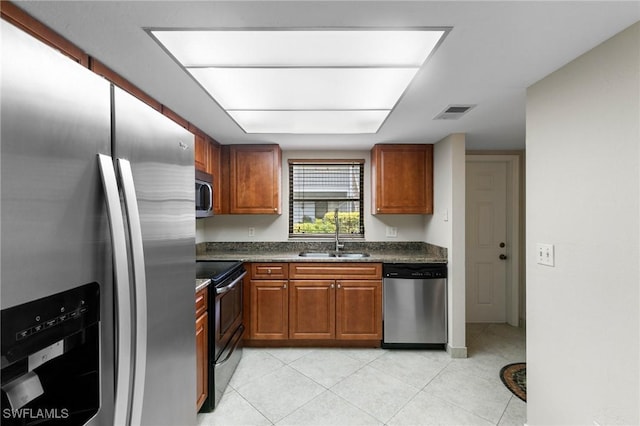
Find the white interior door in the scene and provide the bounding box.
[466,161,508,322]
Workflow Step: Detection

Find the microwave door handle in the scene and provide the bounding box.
[117,158,147,426]
[207,182,213,212]
[97,154,133,426]
[216,271,247,295]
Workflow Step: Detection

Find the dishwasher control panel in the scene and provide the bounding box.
[383,263,448,279]
[385,270,446,278]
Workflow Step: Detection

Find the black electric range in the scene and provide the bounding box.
[195,260,246,412]
[196,260,244,286]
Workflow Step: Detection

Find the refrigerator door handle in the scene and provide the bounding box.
[117,158,147,426]
[97,154,133,426]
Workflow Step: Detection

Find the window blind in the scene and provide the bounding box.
[288,160,364,237]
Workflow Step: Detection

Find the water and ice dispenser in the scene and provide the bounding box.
[1,283,100,425]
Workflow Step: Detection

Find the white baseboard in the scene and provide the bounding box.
[447,344,468,358]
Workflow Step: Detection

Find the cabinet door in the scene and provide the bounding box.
[289,280,335,340]
[195,311,208,410]
[229,145,281,214]
[250,280,288,340]
[371,144,433,214]
[194,133,209,172]
[336,280,382,340]
[209,142,222,214]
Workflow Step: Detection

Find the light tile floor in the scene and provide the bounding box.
[198,323,526,426]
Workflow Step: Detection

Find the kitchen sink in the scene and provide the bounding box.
[298,251,370,258]
[298,251,336,258]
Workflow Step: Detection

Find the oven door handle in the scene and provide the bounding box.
[215,271,247,295]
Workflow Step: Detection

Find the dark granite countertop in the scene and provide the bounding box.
[196,242,447,264]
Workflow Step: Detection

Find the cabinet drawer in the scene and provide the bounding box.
[195,287,208,318]
[289,263,382,280]
[252,263,288,279]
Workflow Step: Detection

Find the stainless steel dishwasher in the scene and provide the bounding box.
[382,263,447,348]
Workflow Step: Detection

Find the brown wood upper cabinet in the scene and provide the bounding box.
[194,132,210,173]
[228,144,281,214]
[371,144,434,214]
[209,143,222,214]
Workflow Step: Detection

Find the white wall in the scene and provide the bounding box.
[526,22,639,425]
[425,133,467,356]
[198,149,427,242]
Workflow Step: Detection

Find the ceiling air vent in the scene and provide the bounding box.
[434,104,476,120]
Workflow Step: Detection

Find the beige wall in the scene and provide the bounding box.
[526,22,639,425]
[426,133,467,356]
[197,149,427,242]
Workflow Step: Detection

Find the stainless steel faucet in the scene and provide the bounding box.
[334,208,344,252]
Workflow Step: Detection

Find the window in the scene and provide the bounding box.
[289,160,364,237]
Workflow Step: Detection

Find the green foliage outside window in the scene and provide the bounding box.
[293,211,361,234]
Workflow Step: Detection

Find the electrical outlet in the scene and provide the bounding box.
[248,227,256,237]
[386,226,398,237]
[536,243,554,266]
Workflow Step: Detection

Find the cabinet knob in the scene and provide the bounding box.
[283,284,287,289]
[377,208,380,212]
[331,284,335,289]
[337,284,341,289]
[267,269,272,274]
[274,208,278,212]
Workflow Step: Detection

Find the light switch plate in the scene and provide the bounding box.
[536,243,555,266]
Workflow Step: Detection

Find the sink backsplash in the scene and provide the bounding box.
[197,241,447,259]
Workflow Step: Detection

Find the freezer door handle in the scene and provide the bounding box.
[118,158,147,426]
[97,154,133,426]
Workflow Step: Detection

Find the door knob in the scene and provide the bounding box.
[499,254,508,260]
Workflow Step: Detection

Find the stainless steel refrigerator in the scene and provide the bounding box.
[1,20,197,426]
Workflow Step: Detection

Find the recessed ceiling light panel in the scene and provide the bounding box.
[149,27,449,134]
[152,30,445,67]
[228,110,390,134]
[187,67,419,110]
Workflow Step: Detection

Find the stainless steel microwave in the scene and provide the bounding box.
[195,170,214,218]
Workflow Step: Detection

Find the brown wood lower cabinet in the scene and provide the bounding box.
[195,287,208,411]
[250,279,288,340]
[247,262,382,344]
[336,280,382,340]
[289,280,336,340]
